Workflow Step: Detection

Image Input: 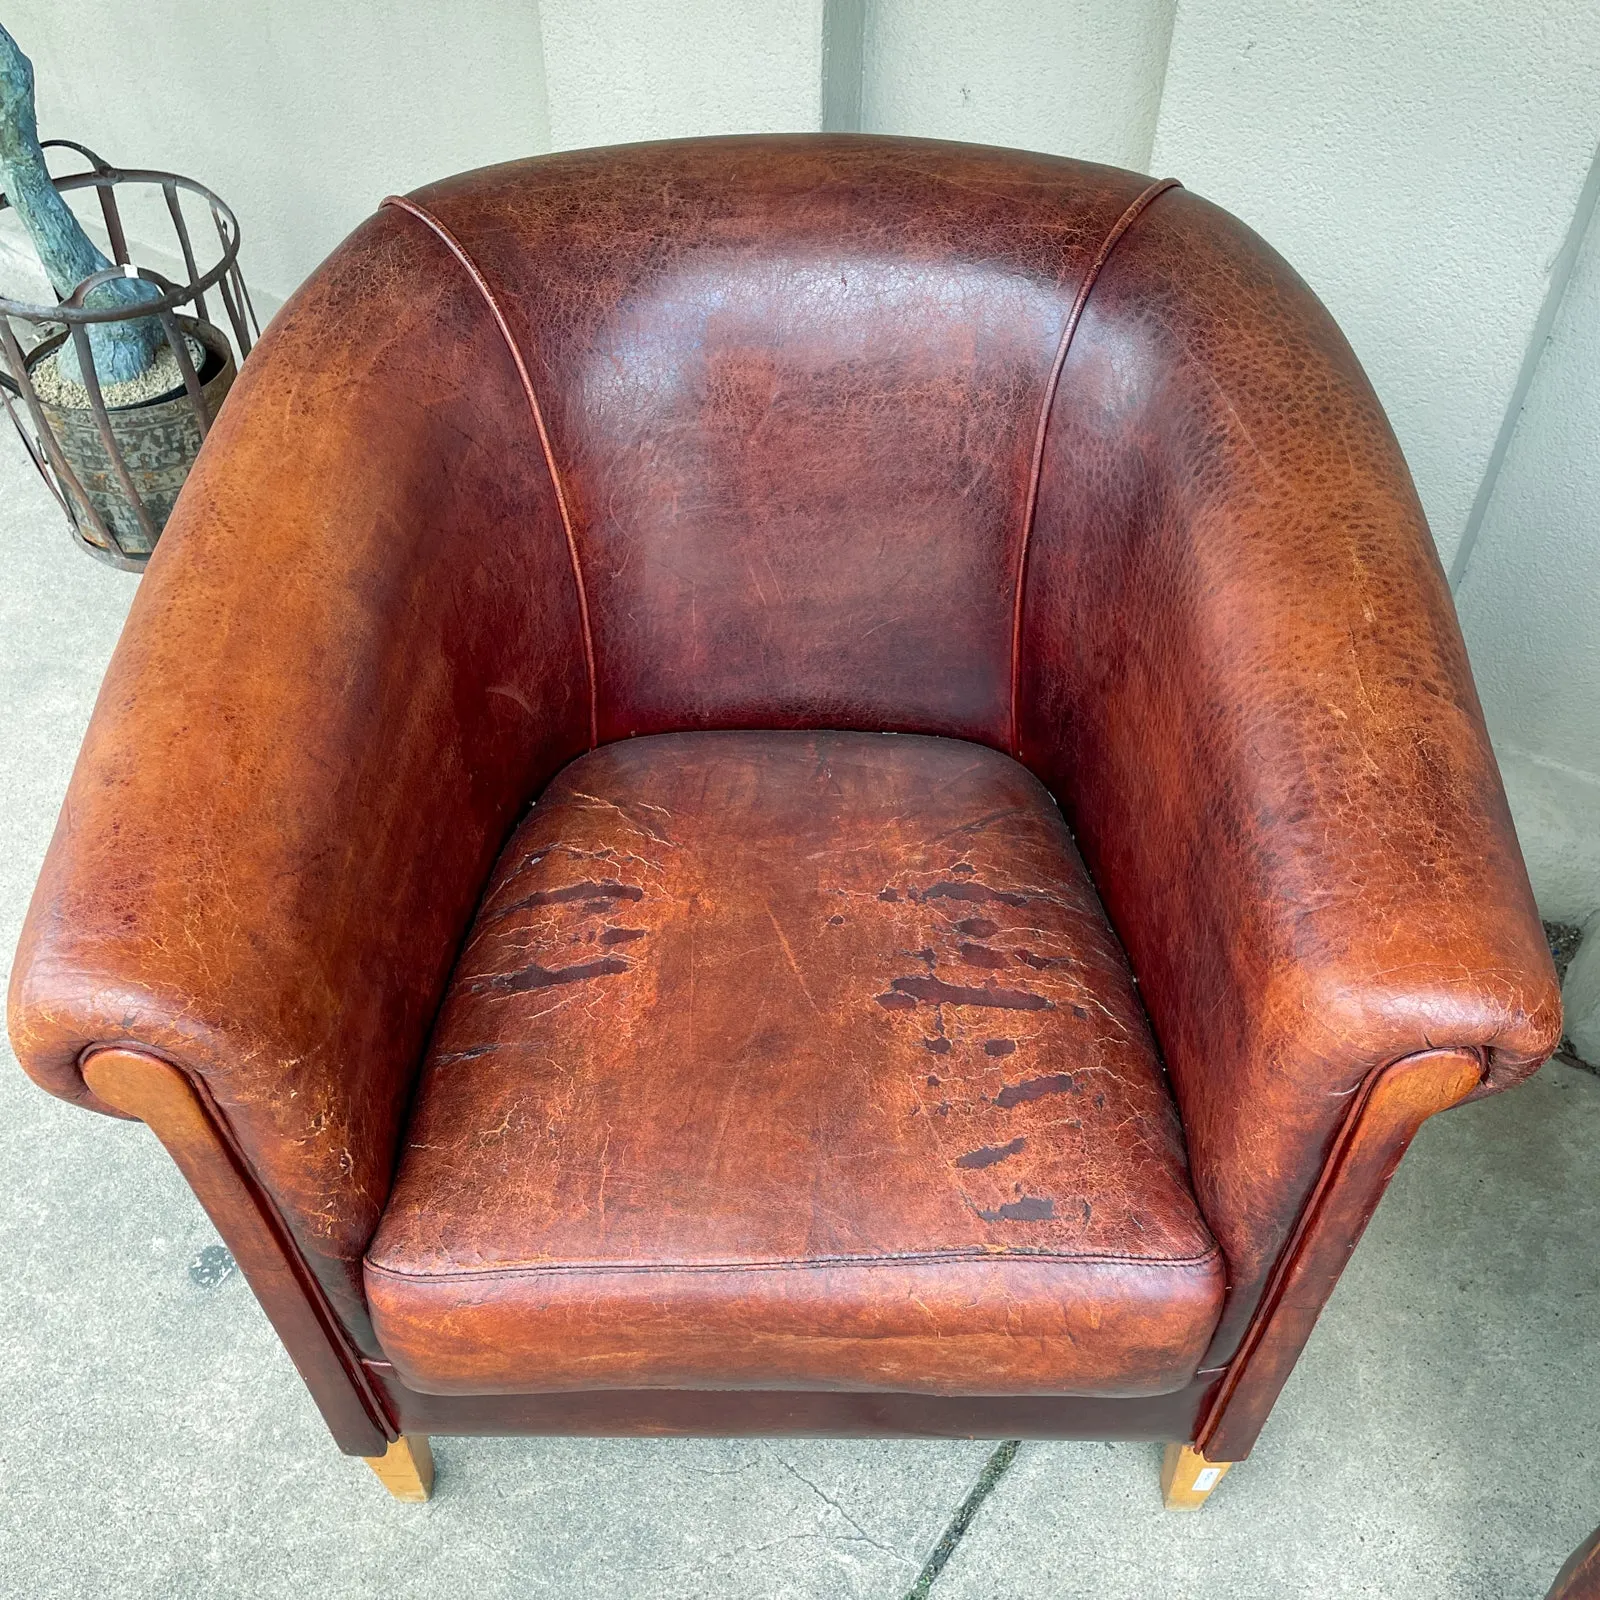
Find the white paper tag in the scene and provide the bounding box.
[1192,1466,1222,1491]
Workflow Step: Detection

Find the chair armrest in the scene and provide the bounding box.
[1019,186,1561,1360]
[7,206,589,1337]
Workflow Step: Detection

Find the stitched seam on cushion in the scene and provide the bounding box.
[364,1243,1223,1282]
[1006,177,1181,756]
[383,194,599,750]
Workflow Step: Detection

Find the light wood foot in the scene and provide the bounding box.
[1161,1442,1233,1510]
[363,1435,434,1502]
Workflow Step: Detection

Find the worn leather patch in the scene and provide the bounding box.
[367,731,1223,1396]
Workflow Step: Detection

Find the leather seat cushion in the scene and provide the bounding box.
[365,732,1224,1396]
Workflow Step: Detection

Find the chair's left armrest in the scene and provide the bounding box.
[7,205,591,1339]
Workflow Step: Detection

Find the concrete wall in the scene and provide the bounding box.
[2,0,1597,925]
[1150,0,1600,577]
[6,0,551,315]
[1457,195,1600,924]
[860,0,1175,171]
[539,0,833,152]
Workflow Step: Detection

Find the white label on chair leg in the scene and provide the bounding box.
[1192,1467,1222,1491]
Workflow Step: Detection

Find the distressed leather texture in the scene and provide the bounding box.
[7,208,591,1346]
[366,732,1224,1395]
[406,138,1158,746]
[1014,184,1562,1358]
[9,135,1560,1392]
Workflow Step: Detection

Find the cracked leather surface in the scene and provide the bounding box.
[9,136,1558,1387]
[366,732,1224,1395]
[1016,184,1562,1359]
[6,207,591,1346]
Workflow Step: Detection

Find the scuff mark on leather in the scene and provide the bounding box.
[977,1195,1055,1222]
[994,1072,1076,1107]
[1015,949,1072,970]
[432,1043,502,1064]
[468,956,631,995]
[917,880,1032,907]
[936,807,1026,840]
[959,943,1009,969]
[955,1136,1026,1169]
[486,683,536,717]
[484,879,644,923]
[878,975,1052,1011]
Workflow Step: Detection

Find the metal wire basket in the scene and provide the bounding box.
[0,141,258,569]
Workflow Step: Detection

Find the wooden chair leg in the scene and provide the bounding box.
[1161,1442,1233,1510]
[363,1435,434,1502]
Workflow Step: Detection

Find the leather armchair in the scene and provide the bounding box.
[8,135,1560,1506]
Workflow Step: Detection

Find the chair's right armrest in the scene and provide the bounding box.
[8,205,590,1335]
[1019,185,1561,1370]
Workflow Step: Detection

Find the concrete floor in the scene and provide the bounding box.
[2,430,1598,1600]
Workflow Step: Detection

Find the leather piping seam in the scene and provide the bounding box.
[364,1243,1224,1282]
[78,1042,399,1441]
[1192,1044,1487,1454]
[1007,176,1181,756]
[382,193,599,750]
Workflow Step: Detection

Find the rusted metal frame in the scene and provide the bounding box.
[209,204,252,352]
[208,201,259,348]
[0,368,70,513]
[155,307,209,441]
[0,317,121,551]
[0,148,251,559]
[1194,1045,1486,1463]
[162,180,208,325]
[65,319,162,554]
[1,160,246,327]
[80,1047,395,1456]
[95,180,129,267]
[235,268,260,348]
[32,140,128,266]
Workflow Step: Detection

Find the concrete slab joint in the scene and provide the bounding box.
[1563,916,1600,1065]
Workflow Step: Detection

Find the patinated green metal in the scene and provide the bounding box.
[0,24,164,384]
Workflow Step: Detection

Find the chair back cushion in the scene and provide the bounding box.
[399,137,1164,746]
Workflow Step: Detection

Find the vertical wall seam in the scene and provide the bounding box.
[821,0,867,133]
[1449,138,1600,592]
[1008,177,1181,755]
[1136,1,1183,173]
[381,194,599,749]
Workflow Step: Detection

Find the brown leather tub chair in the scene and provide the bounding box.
[8,135,1560,1506]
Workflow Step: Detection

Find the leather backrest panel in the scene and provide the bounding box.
[405,136,1156,746]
